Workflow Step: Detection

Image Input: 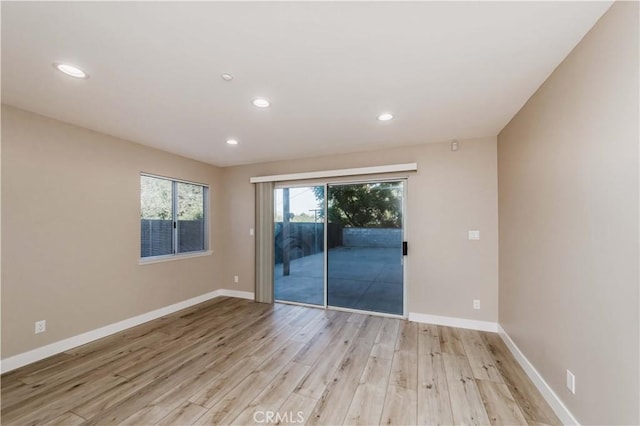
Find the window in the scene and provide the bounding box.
[140,174,208,259]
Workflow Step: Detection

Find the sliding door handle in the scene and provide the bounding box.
[402,241,408,256]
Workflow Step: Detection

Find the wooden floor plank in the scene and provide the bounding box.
[388,320,418,390]
[115,302,278,388]
[81,353,219,425]
[3,338,162,412]
[481,332,562,425]
[442,353,492,425]
[370,317,400,360]
[0,297,561,426]
[70,376,145,419]
[417,352,454,426]
[117,363,221,425]
[290,309,338,344]
[292,310,350,366]
[230,362,311,425]
[188,306,320,409]
[344,356,392,425]
[439,325,467,356]
[276,393,318,425]
[187,339,289,408]
[459,328,504,383]
[82,304,284,425]
[42,411,85,426]
[157,401,208,426]
[380,384,417,426]
[287,304,323,328]
[1,373,127,426]
[117,315,257,379]
[417,326,454,426]
[476,379,528,425]
[71,297,239,358]
[0,352,74,386]
[206,305,306,373]
[306,316,383,425]
[417,323,440,355]
[293,322,360,399]
[193,341,305,425]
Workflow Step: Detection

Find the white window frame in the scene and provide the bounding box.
[139,173,211,264]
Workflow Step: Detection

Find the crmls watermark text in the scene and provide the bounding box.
[253,410,305,424]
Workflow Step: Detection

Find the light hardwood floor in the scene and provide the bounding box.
[1,297,561,425]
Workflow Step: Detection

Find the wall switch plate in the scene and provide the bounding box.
[234,275,239,283]
[250,228,254,236]
[35,320,46,334]
[473,299,481,310]
[468,230,480,240]
[566,370,576,394]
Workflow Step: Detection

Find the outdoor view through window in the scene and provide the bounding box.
[140,175,207,258]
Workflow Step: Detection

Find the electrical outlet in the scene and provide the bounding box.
[234,275,239,283]
[35,320,46,334]
[249,228,255,236]
[566,370,576,394]
[473,299,481,310]
[468,230,480,240]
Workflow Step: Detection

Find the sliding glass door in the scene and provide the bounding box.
[274,186,325,305]
[274,180,405,316]
[326,181,404,315]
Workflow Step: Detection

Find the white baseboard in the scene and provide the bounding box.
[408,312,498,332]
[0,288,255,374]
[218,289,255,300]
[498,325,579,425]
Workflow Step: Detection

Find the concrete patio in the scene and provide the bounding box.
[274,246,403,315]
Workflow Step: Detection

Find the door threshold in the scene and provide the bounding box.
[275,299,406,319]
[274,299,324,309]
[327,305,406,319]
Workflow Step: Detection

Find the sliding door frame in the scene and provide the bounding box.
[273,177,408,319]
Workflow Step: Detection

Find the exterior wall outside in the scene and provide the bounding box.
[342,228,401,248]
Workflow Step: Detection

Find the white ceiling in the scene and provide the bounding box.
[1,1,611,167]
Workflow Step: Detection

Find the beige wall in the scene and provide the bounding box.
[1,105,226,358]
[222,137,499,322]
[498,2,639,425]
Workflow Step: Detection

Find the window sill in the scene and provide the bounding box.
[139,250,212,265]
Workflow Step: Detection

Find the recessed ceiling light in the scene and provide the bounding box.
[53,62,88,79]
[226,139,239,145]
[252,98,270,108]
[221,73,233,82]
[377,113,393,121]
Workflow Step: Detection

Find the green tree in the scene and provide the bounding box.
[313,183,402,228]
[141,177,204,220]
[177,183,204,220]
[141,176,172,219]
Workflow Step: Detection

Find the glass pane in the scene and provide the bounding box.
[140,176,173,257]
[327,181,403,315]
[177,182,205,253]
[274,186,325,305]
